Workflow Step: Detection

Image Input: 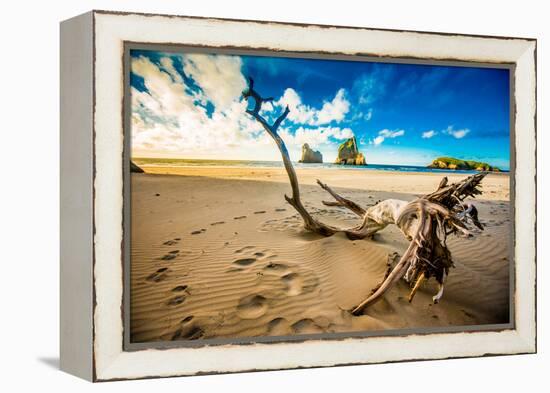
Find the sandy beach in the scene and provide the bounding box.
[130,166,511,343]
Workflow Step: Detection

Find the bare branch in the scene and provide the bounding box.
[317,179,366,217]
[243,78,488,311]
[242,77,383,238]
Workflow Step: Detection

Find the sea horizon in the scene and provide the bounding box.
[133,157,510,174]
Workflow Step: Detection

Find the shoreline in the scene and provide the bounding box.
[136,162,510,174]
[133,159,510,173]
[136,164,510,201]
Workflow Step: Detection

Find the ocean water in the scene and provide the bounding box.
[133,158,509,174]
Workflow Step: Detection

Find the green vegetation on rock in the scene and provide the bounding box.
[335,137,367,165]
[427,157,499,172]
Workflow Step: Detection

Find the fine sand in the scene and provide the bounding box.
[130,166,511,343]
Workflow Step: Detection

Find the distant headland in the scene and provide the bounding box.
[427,157,500,172]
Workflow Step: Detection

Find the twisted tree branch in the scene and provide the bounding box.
[243,77,487,311]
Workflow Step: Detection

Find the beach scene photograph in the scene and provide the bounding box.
[127,48,512,343]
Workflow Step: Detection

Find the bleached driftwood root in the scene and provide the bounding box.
[243,78,486,314]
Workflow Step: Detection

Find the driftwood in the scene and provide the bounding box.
[242,78,486,314]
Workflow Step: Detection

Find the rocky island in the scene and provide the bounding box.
[428,157,500,172]
[334,136,366,165]
[299,143,323,163]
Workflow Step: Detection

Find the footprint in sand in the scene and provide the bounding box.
[167,294,187,306]
[313,316,331,329]
[291,318,324,334]
[235,245,255,253]
[163,239,180,246]
[234,215,247,220]
[146,267,169,282]
[210,221,225,226]
[172,323,204,340]
[254,210,266,214]
[267,317,292,336]
[181,316,194,323]
[258,215,302,233]
[191,229,207,235]
[172,285,188,292]
[263,262,290,275]
[281,272,304,296]
[275,208,287,212]
[160,251,178,261]
[253,252,265,257]
[236,294,268,319]
[282,270,319,295]
[233,258,257,267]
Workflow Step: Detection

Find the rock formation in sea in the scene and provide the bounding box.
[427,157,500,172]
[334,136,367,165]
[298,143,323,163]
[131,161,145,173]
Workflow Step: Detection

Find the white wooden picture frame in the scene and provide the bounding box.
[60,10,536,381]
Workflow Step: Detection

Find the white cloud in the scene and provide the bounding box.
[373,135,385,146]
[277,88,350,126]
[419,127,469,140]
[379,129,405,138]
[371,128,405,146]
[443,126,470,139]
[278,126,356,162]
[131,54,269,156]
[422,130,437,139]
[351,108,373,122]
[353,74,381,105]
[131,53,354,160]
[365,108,373,121]
[182,53,246,110]
[352,65,394,105]
[279,126,354,147]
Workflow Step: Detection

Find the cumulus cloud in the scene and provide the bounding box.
[279,126,354,147]
[422,130,437,139]
[372,129,405,146]
[276,88,350,126]
[443,126,470,139]
[131,52,356,159]
[131,54,269,156]
[181,53,247,110]
[278,126,356,162]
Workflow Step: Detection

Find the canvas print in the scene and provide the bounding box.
[127,48,511,344]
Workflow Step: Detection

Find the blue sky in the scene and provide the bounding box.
[130,49,510,169]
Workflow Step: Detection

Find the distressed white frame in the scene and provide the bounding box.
[63,10,536,381]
